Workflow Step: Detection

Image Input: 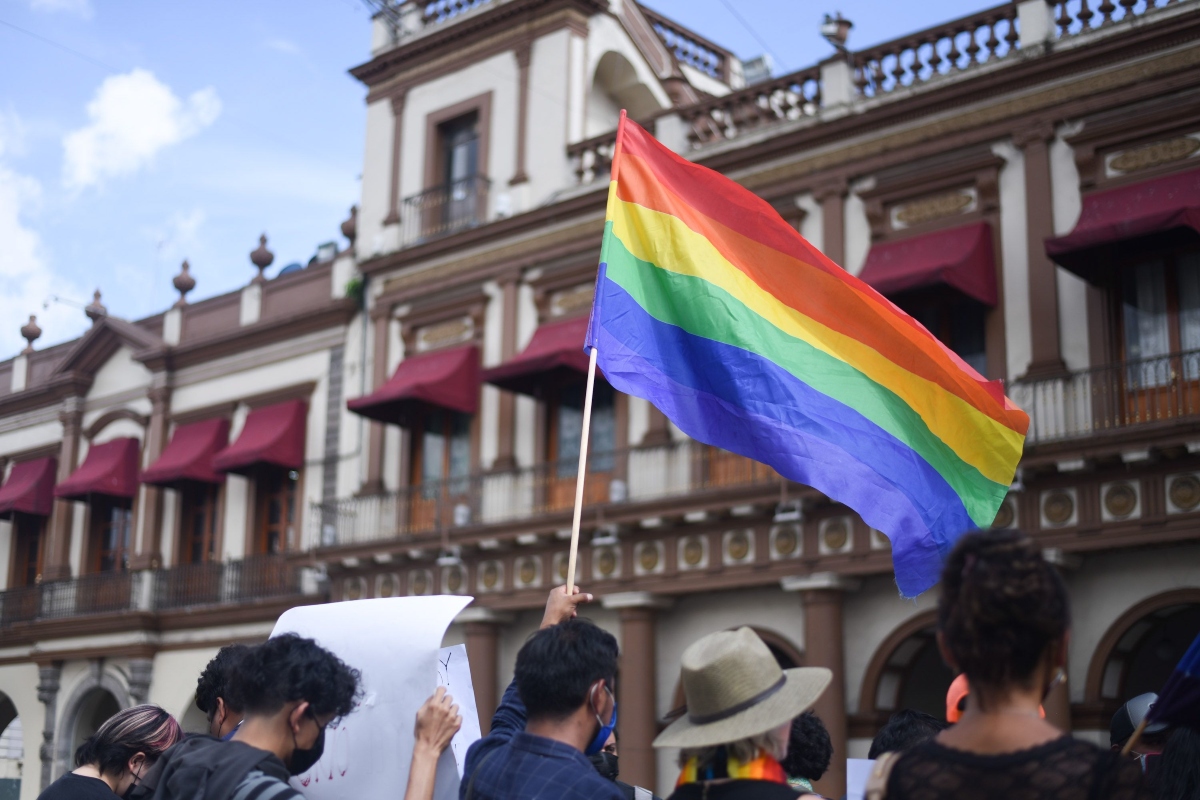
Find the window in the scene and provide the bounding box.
[179,483,220,565]
[439,113,480,231]
[1118,251,1200,385]
[413,409,472,494]
[254,469,296,556]
[551,381,615,475]
[894,288,988,377]
[10,513,45,587]
[89,497,133,573]
[409,409,472,530]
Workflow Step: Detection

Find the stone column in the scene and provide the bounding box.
[128,658,154,705]
[458,607,512,734]
[132,383,170,570]
[783,573,859,799]
[37,662,61,791]
[813,177,848,267]
[493,272,520,471]
[43,399,83,581]
[1015,121,1066,379]
[383,90,408,226]
[363,311,391,494]
[510,42,532,186]
[603,592,671,791]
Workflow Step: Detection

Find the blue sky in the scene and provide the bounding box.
[0,0,994,358]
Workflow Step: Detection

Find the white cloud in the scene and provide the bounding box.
[265,38,302,55]
[0,150,89,357]
[29,0,93,18]
[62,69,221,191]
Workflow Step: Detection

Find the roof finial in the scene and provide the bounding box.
[20,315,41,354]
[173,259,196,308]
[85,289,107,324]
[250,234,274,284]
[341,205,358,244]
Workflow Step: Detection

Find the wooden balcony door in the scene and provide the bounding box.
[410,408,472,532]
[1118,251,1200,424]
[547,381,615,511]
[254,468,296,557]
[83,497,134,612]
[175,482,222,604]
[6,513,46,620]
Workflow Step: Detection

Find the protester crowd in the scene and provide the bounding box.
[38,530,1198,800]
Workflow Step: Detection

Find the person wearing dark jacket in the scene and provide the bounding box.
[652,627,832,800]
[590,731,662,800]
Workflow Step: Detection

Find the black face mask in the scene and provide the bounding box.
[289,726,326,776]
[589,751,619,782]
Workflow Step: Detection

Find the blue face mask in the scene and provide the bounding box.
[584,684,618,756]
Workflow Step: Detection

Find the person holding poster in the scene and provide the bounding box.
[461,586,624,800]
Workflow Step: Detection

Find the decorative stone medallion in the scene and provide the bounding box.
[594,546,619,579]
[679,535,708,570]
[723,529,754,564]
[819,517,853,554]
[409,569,431,596]
[479,561,502,592]
[517,557,540,588]
[377,573,399,598]
[992,497,1015,529]
[770,523,801,560]
[445,565,465,594]
[1103,482,1138,519]
[1168,474,1200,512]
[1041,490,1076,527]
[344,577,365,601]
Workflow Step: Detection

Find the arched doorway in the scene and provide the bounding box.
[0,693,21,800]
[855,612,955,736]
[71,689,120,758]
[586,51,662,137]
[1085,590,1200,725]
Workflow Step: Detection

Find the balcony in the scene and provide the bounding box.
[400,176,490,247]
[0,556,306,626]
[310,439,781,549]
[1010,349,1200,445]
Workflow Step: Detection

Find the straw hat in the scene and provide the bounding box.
[653,627,832,749]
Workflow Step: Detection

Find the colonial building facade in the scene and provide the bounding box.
[2,0,1200,797]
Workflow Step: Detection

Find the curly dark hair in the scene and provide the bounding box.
[195,643,250,716]
[780,711,833,781]
[228,633,361,722]
[938,530,1070,706]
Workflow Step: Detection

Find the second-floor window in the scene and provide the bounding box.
[439,113,479,229]
[413,409,472,493]
[90,497,133,573]
[254,469,296,556]
[10,513,45,587]
[179,483,220,565]
[551,381,616,475]
[1119,250,1200,384]
[895,289,988,377]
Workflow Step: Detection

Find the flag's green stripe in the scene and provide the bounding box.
[603,230,1005,527]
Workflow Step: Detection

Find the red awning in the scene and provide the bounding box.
[213,400,307,475]
[141,418,230,486]
[347,344,479,425]
[858,221,997,306]
[54,438,141,501]
[482,316,592,396]
[0,457,58,518]
[1046,168,1200,272]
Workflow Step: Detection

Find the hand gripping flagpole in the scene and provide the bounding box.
[566,109,627,596]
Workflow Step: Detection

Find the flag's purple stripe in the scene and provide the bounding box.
[592,278,964,596]
[1148,632,1200,727]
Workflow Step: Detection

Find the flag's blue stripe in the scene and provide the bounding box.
[594,276,974,596]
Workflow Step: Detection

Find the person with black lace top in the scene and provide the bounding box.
[883,530,1150,800]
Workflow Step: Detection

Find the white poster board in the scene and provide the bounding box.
[272,595,473,800]
[436,644,482,775]
[846,758,875,800]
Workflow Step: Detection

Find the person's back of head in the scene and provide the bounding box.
[75,704,183,780]
[868,709,948,759]
[229,633,360,722]
[515,617,618,722]
[781,711,832,782]
[1153,726,1200,800]
[196,643,250,737]
[937,530,1070,708]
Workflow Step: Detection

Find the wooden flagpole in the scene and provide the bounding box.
[565,108,626,596]
[565,346,599,595]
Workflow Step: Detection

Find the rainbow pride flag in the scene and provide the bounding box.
[584,114,1028,597]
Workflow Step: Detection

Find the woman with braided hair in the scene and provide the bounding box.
[877,530,1150,800]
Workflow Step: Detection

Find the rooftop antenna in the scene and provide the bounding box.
[359,0,403,28]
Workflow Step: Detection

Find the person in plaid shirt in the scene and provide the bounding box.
[461,586,624,800]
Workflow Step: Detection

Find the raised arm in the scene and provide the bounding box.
[402,686,462,800]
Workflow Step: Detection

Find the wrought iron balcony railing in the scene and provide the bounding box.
[401,175,490,247]
[0,556,304,626]
[1009,349,1200,444]
[309,439,781,549]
